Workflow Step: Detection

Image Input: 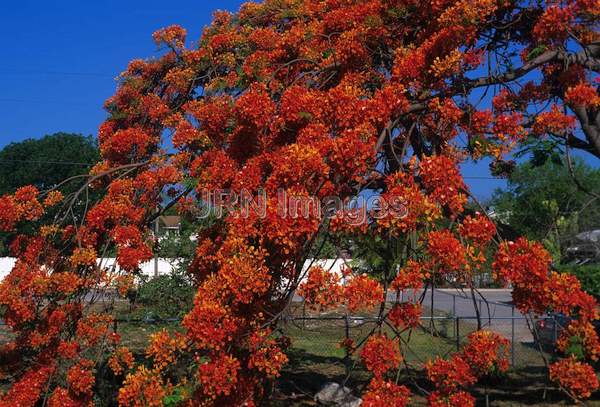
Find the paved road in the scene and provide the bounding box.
[391,288,533,341]
[391,288,517,317]
[296,287,533,341]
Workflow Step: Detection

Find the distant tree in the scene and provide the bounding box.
[134,270,195,319]
[491,158,600,261]
[0,133,100,195]
[0,133,100,254]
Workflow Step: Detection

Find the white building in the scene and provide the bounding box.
[0,257,350,285]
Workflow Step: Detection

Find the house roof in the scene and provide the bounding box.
[159,215,181,228]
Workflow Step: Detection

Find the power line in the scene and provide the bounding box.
[0,161,508,182]
[0,159,509,179]
[0,70,114,78]
[463,176,506,180]
[0,98,99,106]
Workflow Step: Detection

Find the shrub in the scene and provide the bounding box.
[134,271,195,320]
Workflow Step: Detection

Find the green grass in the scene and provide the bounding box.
[280,317,459,364]
[114,320,183,353]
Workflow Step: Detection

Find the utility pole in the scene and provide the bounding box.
[154,208,160,278]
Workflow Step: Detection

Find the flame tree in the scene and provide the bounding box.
[1,0,600,405]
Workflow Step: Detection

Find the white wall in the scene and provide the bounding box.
[0,257,349,283]
[0,257,16,281]
[97,258,180,278]
[301,258,352,284]
[0,257,179,282]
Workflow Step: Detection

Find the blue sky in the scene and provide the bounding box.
[0,0,596,200]
[0,0,245,144]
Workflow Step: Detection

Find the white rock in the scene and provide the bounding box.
[314,382,362,406]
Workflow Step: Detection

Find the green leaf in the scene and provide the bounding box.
[280,9,297,19]
[298,111,313,120]
[530,149,550,167]
[163,387,188,407]
[550,152,563,166]
[565,336,585,360]
[182,177,199,190]
[527,45,548,61]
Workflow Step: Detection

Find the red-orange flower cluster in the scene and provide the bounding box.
[549,357,599,400]
[360,334,402,378]
[298,266,344,310]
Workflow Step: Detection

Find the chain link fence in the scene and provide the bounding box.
[278,313,553,371]
[0,309,555,372]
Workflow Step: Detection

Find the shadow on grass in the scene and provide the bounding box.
[471,365,600,406]
[275,348,600,406]
[274,348,370,406]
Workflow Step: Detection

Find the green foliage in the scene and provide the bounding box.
[526,45,547,61]
[0,133,100,195]
[491,158,600,261]
[307,229,338,259]
[157,236,196,260]
[350,234,389,275]
[156,219,197,260]
[528,147,563,168]
[134,271,195,319]
[181,176,199,191]
[0,133,101,255]
[349,232,408,280]
[163,387,189,406]
[564,336,585,360]
[297,111,313,120]
[555,264,600,299]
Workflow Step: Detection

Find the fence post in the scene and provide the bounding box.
[452,295,456,317]
[344,315,350,377]
[511,307,515,368]
[455,317,460,351]
[302,303,306,329]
